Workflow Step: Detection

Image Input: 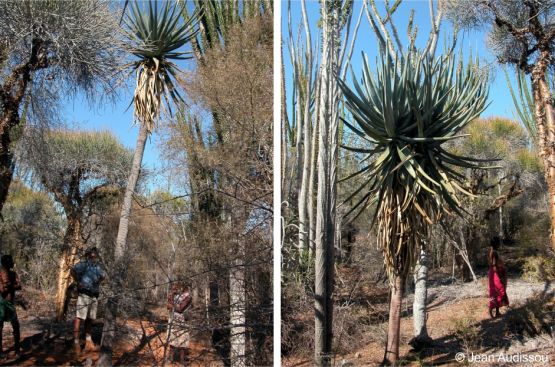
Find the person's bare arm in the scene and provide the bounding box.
[0,272,6,294]
[13,273,21,291]
[175,293,192,313]
[491,252,498,273]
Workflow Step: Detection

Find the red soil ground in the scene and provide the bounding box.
[0,293,223,366]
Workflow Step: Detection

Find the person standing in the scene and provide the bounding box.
[167,282,192,365]
[71,247,106,354]
[488,236,509,318]
[0,255,21,360]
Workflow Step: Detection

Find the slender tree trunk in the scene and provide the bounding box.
[162,240,177,367]
[54,215,84,321]
[308,85,320,256]
[297,0,313,258]
[498,183,503,239]
[411,249,432,348]
[314,5,335,365]
[383,274,405,365]
[298,93,311,256]
[229,255,246,367]
[97,121,149,367]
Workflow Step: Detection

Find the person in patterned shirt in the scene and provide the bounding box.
[71,247,106,355]
[167,282,192,365]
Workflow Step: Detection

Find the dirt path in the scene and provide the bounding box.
[285,277,555,367]
[0,307,223,366]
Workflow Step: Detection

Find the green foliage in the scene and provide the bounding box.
[505,67,555,145]
[180,0,271,57]
[19,129,132,199]
[515,149,543,173]
[522,256,555,282]
[463,118,529,161]
[0,181,63,290]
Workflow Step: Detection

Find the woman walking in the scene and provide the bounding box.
[488,237,509,318]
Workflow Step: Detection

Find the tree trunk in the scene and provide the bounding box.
[54,215,84,321]
[0,127,14,217]
[314,7,335,366]
[297,0,313,258]
[229,257,246,367]
[308,86,320,256]
[383,274,405,365]
[530,56,555,253]
[314,2,344,364]
[97,121,149,367]
[297,88,311,257]
[410,249,432,349]
[0,39,46,215]
[498,183,503,239]
[162,240,177,367]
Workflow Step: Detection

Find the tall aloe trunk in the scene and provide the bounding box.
[98,121,149,367]
[54,215,84,321]
[383,274,405,365]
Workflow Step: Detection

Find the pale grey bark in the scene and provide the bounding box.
[411,249,432,346]
[314,3,333,364]
[229,256,246,367]
[308,82,321,256]
[313,2,356,365]
[296,0,314,256]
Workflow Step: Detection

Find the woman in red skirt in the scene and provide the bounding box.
[488,236,509,318]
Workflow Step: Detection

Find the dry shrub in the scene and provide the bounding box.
[450,312,481,353]
[281,279,314,357]
[505,291,555,338]
[334,306,385,354]
[522,256,555,282]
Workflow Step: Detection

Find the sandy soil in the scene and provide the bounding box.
[284,276,555,367]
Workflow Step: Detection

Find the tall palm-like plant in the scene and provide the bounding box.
[338,47,491,365]
[98,2,198,365]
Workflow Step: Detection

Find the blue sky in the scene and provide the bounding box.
[283,0,519,126]
[61,55,196,194]
[60,0,521,194]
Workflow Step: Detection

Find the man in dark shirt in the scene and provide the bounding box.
[71,247,106,354]
[0,255,21,360]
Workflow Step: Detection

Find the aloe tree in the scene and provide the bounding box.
[338,47,491,364]
[97,2,198,365]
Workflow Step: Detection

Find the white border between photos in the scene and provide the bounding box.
[273,0,282,366]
